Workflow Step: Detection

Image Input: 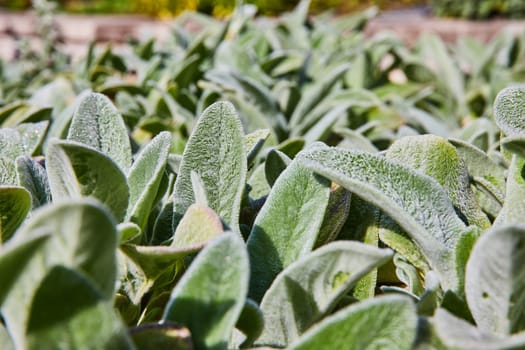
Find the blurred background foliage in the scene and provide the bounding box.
[1,0,524,18]
[2,0,423,17]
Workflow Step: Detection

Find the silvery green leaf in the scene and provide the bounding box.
[494,156,525,226]
[493,85,525,137]
[387,135,490,229]
[126,131,170,230]
[67,92,132,172]
[288,295,417,350]
[0,156,17,186]
[163,233,249,350]
[16,156,50,209]
[433,308,525,350]
[465,224,525,335]
[244,128,271,166]
[315,183,351,247]
[171,203,223,249]
[2,199,118,349]
[46,139,129,222]
[449,138,505,218]
[247,158,331,302]
[500,135,525,158]
[0,186,31,244]
[257,241,393,347]
[299,146,466,290]
[173,102,247,234]
[15,121,48,156]
[0,232,50,305]
[26,266,133,349]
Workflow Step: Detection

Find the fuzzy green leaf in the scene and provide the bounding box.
[257,241,393,347]
[126,131,171,230]
[1,199,118,349]
[288,295,417,350]
[15,156,50,209]
[493,85,525,137]
[494,156,525,226]
[247,157,331,302]
[387,135,490,229]
[67,92,132,171]
[465,224,525,335]
[173,102,247,233]
[0,186,31,243]
[162,233,249,350]
[46,139,129,221]
[299,147,466,290]
[26,266,133,349]
[171,203,224,249]
[0,232,50,305]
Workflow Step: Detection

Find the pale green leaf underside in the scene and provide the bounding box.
[46,139,129,221]
[173,101,247,233]
[299,147,466,290]
[247,158,331,302]
[289,295,417,350]
[465,224,525,335]
[67,92,132,172]
[162,233,249,350]
[257,241,393,347]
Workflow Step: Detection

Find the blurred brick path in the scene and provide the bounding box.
[1,7,525,60]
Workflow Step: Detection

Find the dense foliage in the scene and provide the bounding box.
[2,0,525,348]
[432,0,525,19]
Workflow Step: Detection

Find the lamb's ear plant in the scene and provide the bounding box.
[172,101,247,234]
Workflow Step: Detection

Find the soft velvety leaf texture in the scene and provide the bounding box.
[26,266,133,350]
[0,232,50,305]
[16,156,50,209]
[173,102,247,233]
[0,186,31,243]
[171,203,223,249]
[387,135,490,229]
[433,308,525,350]
[247,158,331,302]
[0,156,17,185]
[494,156,525,226]
[1,199,118,349]
[257,241,393,347]
[493,85,525,137]
[288,295,417,350]
[162,233,249,350]
[465,224,525,335]
[244,128,271,166]
[449,138,505,218]
[299,147,466,290]
[67,92,132,171]
[126,131,171,230]
[46,139,129,221]
[16,121,48,156]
